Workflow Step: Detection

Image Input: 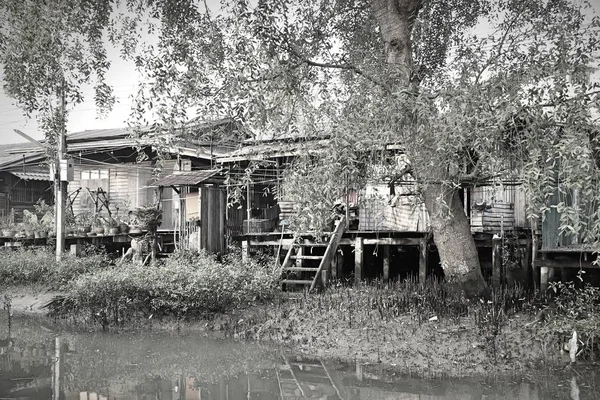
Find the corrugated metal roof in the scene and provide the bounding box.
[153,169,223,187]
[10,171,51,181]
[217,138,331,163]
[68,127,131,141]
[0,143,45,169]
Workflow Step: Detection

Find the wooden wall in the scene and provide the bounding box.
[200,186,226,254]
[470,185,528,230]
[0,172,53,222]
[68,162,154,217]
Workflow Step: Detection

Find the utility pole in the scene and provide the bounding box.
[56,82,67,261]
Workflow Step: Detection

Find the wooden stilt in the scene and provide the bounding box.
[354,237,363,284]
[419,238,428,283]
[383,245,390,281]
[492,236,502,287]
[531,227,539,291]
[242,240,250,263]
[524,237,532,289]
[540,265,549,292]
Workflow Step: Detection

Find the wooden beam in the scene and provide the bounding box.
[310,216,346,291]
[354,236,363,284]
[361,237,421,246]
[241,240,250,263]
[524,237,532,289]
[382,245,390,281]
[419,237,428,283]
[492,237,503,287]
[533,259,599,269]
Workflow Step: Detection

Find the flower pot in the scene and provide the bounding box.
[78,226,92,235]
[119,223,130,234]
[129,226,143,234]
[94,227,105,235]
[108,227,120,235]
[86,232,97,237]
[2,230,16,238]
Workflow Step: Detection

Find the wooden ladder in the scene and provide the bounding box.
[281,216,346,291]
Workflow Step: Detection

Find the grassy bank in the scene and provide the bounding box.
[217,279,600,378]
[2,248,599,378]
[44,249,281,326]
[0,246,109,289]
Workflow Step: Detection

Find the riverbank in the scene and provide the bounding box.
[4,281,597,380]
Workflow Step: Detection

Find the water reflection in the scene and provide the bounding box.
[0,317,598,399]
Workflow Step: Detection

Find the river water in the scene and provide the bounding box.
[0,315,597,399]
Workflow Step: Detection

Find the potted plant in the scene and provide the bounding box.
[93,215,105,235]
[76,212,93,236]
[0,210,17,238]
[104,216,121,235]
[22,210,40,238]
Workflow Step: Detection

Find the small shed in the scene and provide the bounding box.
[153,170,227,255]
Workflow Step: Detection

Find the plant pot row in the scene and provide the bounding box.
[2,230,53,239]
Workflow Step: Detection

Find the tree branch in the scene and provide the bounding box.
[287,46,389,90]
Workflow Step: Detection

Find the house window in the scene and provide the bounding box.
[79,169,110,209]
[80,170,108,180]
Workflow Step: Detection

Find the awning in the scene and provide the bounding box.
[10,171,52,181]
[152,169,223,187]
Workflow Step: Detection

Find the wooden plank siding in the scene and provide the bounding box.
[68,162,155,217]
[200,186,226,254]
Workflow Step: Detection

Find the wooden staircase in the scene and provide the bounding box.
[281,216,346,291]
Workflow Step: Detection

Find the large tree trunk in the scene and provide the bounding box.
[422,185,488,297]
[371,0,489,297]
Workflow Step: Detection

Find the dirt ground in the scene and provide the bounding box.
[1,286,63,314]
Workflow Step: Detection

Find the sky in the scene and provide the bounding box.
[1,0,599,145]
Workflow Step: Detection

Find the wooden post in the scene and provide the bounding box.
[419,238,428,283]
[70,244,82,257]
[531,226,540,292]
[383,245,390,281]
[540,263,549,293]
[246,180,252,222]
[492,236,503,287]
[524,237,532,289]
[354,236,363,284]
[241,240,250,263]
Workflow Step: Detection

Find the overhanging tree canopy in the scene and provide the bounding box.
[2,0,600,296]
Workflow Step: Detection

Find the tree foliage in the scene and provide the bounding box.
[3,0,600,288]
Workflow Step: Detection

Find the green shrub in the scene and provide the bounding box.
[536,277,600,360]
[0,247,110,288]
[49,249,281,326]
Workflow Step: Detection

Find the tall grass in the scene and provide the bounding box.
[0,246,110,289]
[48,249,281,327]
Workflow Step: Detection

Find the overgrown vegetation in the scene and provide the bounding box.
[536,275,600,361]
[0,246,109,289]
[47,249,281,327]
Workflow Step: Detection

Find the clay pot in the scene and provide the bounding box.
[2,230,16,238]
[119,223,130,234]
[94,227,105,235]
[129,226,143,234]
[108,227,120,235]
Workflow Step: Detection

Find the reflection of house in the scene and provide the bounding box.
[0,143,53,222]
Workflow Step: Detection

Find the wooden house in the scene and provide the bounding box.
[0,119,237,254]
[217,137,532,288]
[0,143,53,222]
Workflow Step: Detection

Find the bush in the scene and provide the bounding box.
[536,277,600,360]
[49,249,281,326]
[0,246,110,288]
